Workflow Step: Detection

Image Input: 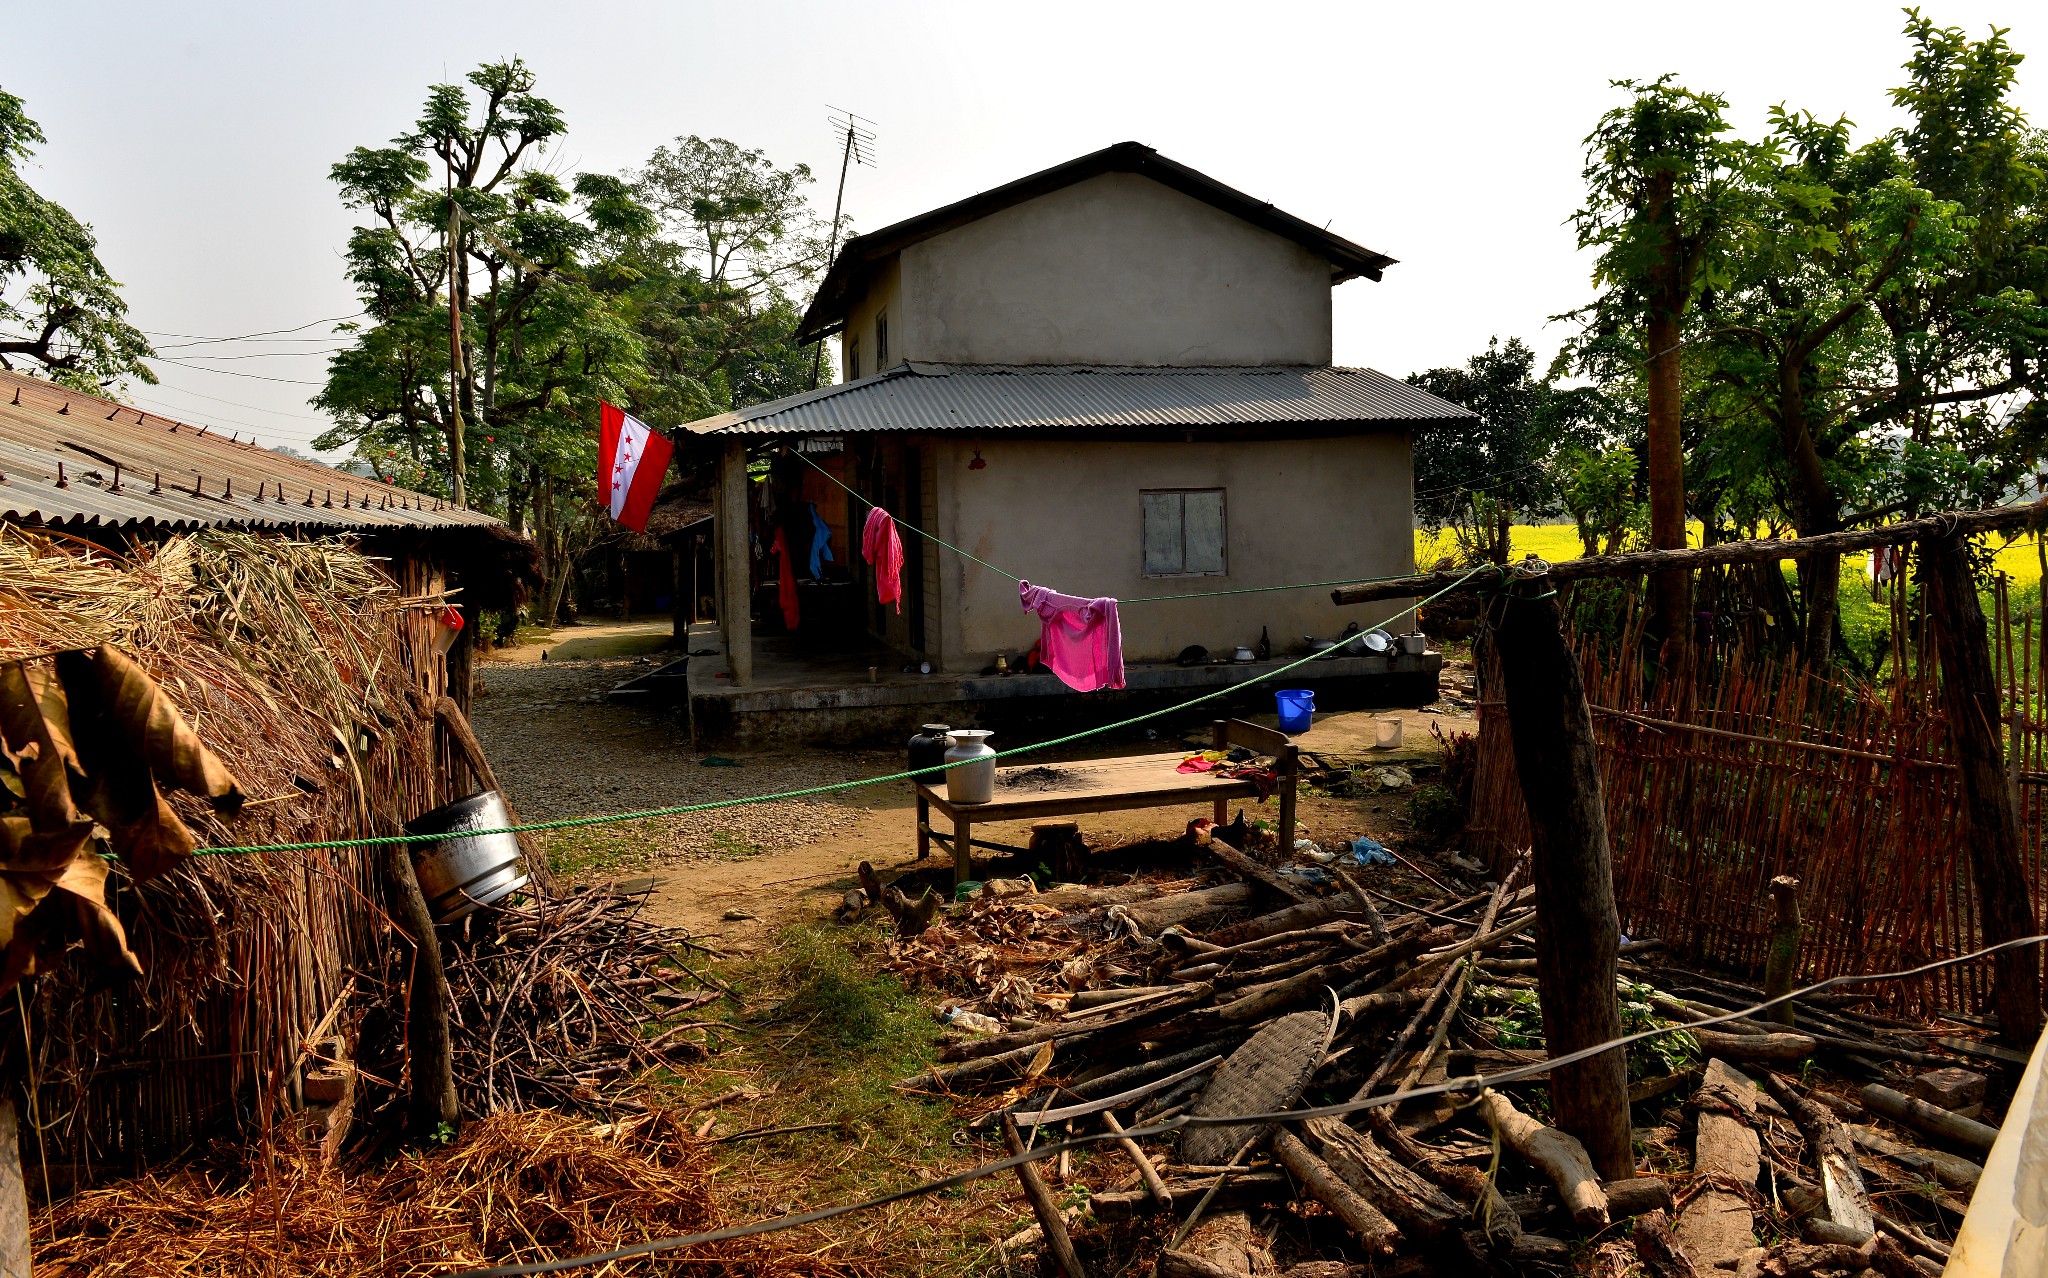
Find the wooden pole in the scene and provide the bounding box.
[1331,501,2048,606]
[0,1100,29,1278]
[1002,1115,1088,1278]
[384,846,460,1139]
[1493,579,1634,1180]
[1921,533,2044,1048]
[1763,875,1802,1028]
[718,439,753,687]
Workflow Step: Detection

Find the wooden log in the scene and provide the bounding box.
[1329,501,2048,605]
[1632,1208,1702,1278]
[1478,1088,1609,1229]
[1156,1251,1242,1278]
[1847,1124,1981,1191]
[1269,1130,1401,1254]
[0,1100,28,1278]
[1330,867,1389,943]
[1205,835,1310,903]
[1763,1074,1873,1246]
[1103,1111,1171,1210]
[1762,876,1801,1028]
[1122,883,1257,934]
[1218,925,1453,1025]
[1692,1030,1816,1062]
[1203,897,1372,947]
[1002,1116,1087,1278]
[1762,1151,1952,1265]
[432,694,555,896]
[1087,1172,1291,1224]
[1359,1107,1522,1249]
[939,984,1211,1062]
[1302,1117,1464,1240]
[383,842,460,1138]
[1069,985,1175,1011]
[1494,582,1633,1181]
[1861,1083,1999,1153]
[1922,531,2045,1048]
[1004,1055,1221,1127]
[1605,1177,1677,1218]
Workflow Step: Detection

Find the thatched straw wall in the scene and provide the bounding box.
[0,529,467,1179]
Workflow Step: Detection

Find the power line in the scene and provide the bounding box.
[130,381,330,422]
[450,934,2048,1277]
[167,348,346,362]
[151,359,325,386]
[140,311,366,345]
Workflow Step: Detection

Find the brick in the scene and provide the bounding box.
[1911,1067,1987,1112]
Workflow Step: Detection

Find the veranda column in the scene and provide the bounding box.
[719,438,753,687]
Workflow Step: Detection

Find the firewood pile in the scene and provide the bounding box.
[355,884,734,1121]
[874,840,2008,1276]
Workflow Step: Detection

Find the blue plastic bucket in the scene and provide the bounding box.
[1275,689,1315,735]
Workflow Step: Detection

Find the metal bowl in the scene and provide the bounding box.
[1361,630,1393,655]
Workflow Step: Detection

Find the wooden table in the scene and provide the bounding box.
[915,721,1299,885]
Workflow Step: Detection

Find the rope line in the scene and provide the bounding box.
[788,446,1419,605]
[194,567,1487,856]
[450,934,2048,1277]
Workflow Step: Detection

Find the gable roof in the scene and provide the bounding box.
[682,362,1472,438]
[796,141,1397,343]
[0,369,499,533]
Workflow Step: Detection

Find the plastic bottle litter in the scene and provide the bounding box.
[939,1006,1003,1035]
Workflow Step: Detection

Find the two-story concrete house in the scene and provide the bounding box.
[681,141,1474,746]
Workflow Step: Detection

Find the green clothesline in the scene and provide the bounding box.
[193,565,1488,856]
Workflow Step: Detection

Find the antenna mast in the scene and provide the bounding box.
[810,107,876,388]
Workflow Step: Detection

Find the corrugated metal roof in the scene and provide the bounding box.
[0,369,499,532]
[682,363,1476,437]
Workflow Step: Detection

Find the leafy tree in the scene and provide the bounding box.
[316,60,649,615]
[1408,336,1611,531]
[0,89,153,390]
[1569,76,1751,661]
[619,136,833,424]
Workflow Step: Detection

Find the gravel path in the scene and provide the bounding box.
[468,657,903,871]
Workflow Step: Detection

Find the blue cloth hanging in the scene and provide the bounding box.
[807,503,834,578]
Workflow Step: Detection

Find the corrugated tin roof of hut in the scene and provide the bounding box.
[0,369,500,533]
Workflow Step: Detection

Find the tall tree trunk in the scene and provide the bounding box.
[1494,579,1635,1181]
[1922,534,2044,1048]
[1645,169,1691,671]
[1778,360,1842,666]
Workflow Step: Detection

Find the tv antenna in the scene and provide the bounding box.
[812,108,877,387]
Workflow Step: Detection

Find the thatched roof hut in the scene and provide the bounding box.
[0,370,538,1178]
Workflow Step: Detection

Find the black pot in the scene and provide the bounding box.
[908,723,953,780]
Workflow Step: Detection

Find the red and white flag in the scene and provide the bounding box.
[598,402,673,532]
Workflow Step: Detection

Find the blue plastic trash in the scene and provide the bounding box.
[1275,688,1315,735]
[1349,837,1396,868]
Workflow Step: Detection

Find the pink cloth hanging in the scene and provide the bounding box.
[861,507,904,613]
[1018,580,1124,692]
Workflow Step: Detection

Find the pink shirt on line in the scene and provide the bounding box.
[1019,580,1124,692]
[861,507,905,613]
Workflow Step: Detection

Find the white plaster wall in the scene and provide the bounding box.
[843,256,904,380]
[927,434,1414,671]
[895,173,1333,367]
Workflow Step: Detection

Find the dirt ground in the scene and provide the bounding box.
[473,627,1476,945]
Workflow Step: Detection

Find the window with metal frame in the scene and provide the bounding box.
[1142,489,1227,577]
[875,311,889,370]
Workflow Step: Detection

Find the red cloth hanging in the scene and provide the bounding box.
[771,529,800,631]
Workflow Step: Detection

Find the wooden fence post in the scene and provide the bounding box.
[1493,574,1634,1180]
[0,1099,28,1278]
[384,846,461,1139]
[1923,533,2044,1049]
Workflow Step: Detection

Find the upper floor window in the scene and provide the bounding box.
[846,335,861,381]
[1142,489,1226,577]
[875,311,889,369]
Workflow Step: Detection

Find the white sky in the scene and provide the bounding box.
[8,1,2043,457]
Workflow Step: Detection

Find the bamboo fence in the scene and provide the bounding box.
[1466,563,2047,1018]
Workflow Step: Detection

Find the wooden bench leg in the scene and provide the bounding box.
[916,795,930,860]
[1211,719,1230,828]
[1277,744,1299,854]
[953,813,974,887]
